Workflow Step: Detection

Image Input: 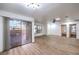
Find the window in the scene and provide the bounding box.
[34,24,42,34]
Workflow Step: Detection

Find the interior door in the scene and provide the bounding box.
[61,25,67,37]
[69,24,76,38]
[9,20,22,48]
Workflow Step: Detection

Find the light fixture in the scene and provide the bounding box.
[52,17,60,23]
[24,3,40,9]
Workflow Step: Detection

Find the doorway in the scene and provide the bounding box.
[8,18,32,49]
[69,24,76,38]
[61,25,67,37]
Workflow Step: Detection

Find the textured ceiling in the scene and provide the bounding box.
[0,3,79,22]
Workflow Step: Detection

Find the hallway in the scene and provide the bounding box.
[1,36,79,55]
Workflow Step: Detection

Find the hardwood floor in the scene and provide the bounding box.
[1,35,79,55]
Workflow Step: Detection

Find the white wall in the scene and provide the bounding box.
[0,16,3,52]
[47,22,61,36]
[0,10,34,22]
[0,10,34,52]
[76,23,79,39]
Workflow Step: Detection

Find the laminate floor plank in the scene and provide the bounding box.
[1,36,79,55]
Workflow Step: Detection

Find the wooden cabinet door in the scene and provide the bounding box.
[69,24,76,38]
[61,25,67,37]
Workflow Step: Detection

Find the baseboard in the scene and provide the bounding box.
[35,35,47,38]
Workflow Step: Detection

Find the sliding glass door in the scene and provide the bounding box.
[22,21,32,45]
[25,22,32,44]
[8,19,32,49]
[9,20,22,48]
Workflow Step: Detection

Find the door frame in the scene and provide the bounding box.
[69,24,76,38]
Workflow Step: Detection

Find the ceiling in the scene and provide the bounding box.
[0,3,79,22]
